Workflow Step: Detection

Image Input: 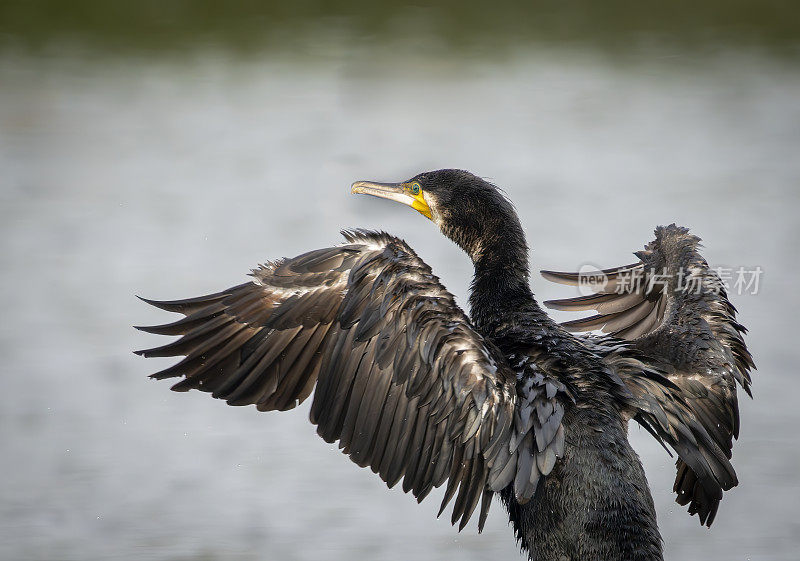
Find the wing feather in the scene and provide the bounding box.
[136,230,526,531]
[542,224,754,526]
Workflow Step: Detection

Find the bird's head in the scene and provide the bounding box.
[352,169,524,264]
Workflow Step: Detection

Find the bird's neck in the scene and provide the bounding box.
[466,226,548,333]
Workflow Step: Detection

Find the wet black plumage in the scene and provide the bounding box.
[136,169,754,560]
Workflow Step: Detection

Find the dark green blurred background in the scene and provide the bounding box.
[2,0,799,56]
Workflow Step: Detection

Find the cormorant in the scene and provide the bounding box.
[136,169,754,560]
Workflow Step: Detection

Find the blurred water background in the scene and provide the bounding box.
[1,2,799,560]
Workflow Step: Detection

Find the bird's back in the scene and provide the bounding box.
[481,318,664,560]
[501,398,663,560]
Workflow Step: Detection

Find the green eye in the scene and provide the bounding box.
[409,182,421,195]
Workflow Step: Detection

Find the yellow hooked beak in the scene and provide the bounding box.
[351,181,433,220]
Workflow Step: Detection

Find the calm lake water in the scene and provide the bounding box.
[1,46,798,560]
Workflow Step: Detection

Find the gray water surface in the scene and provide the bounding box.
[1,50,798,560]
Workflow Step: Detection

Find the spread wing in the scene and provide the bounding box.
[136,230,546,531]
[542,224,754,526]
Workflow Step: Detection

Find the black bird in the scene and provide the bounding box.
[136,169,753,560]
